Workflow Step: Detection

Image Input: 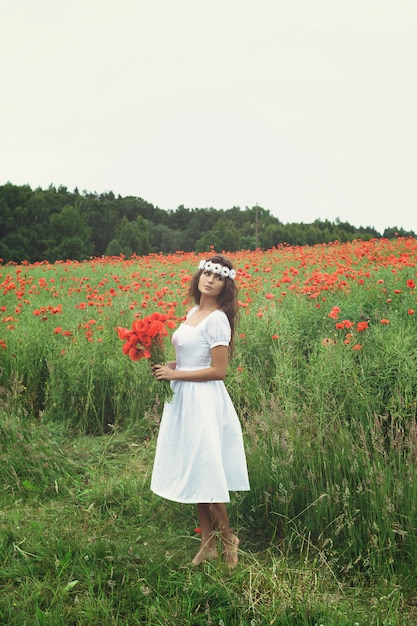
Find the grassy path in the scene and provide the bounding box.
[1,422,415,625]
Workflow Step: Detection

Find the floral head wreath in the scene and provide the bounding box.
[198,259,236,280]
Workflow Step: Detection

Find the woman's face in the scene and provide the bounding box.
[198,269,226,299]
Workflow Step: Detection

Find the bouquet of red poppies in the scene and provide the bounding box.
[117,312,177,402]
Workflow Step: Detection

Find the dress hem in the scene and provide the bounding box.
[151,487,250,504]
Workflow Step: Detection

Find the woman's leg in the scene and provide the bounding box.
[209,503,239,567]
[192,503,239,567]
[191,503,218,566]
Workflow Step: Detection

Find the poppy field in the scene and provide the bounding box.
[1,238,417,624]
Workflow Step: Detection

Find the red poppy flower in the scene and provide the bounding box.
[117,312,178,400]
[117,326,131,340]
[356,321,369,332]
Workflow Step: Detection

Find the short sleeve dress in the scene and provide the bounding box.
[150,307,250,503]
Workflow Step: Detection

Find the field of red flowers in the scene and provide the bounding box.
[2,238,417,623]
[1,238,417,429]
[2,238,416,339]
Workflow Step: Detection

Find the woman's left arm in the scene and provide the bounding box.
[152,345,228,382]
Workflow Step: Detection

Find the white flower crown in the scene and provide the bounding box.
[198,259,236,280]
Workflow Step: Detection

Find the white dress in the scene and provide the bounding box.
[150,307,250,504]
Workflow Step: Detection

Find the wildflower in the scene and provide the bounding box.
[352,344,362,351]
[321,337,335,347]
[406,279,416,289]
[118,312,177,401]
[344,334,353,344]
[380,318,389,324]
[356,321,369,332]
[328,306,341,319]
[408,309,415,315]
[272,334,280,340]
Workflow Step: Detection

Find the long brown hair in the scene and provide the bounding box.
[188,254,238,354]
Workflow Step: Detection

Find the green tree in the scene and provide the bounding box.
[259,223,286,248]
[105,215,151,257]
[195,217,242,253]
[182,208,220,251]
[150,223,184,253]
[1,182,404,262]
[46,205,93,261]
[383,226,416,238]
[117,196,159,222]
[0,231,28,262]
[169,205,197,235]
[81,196,120,257]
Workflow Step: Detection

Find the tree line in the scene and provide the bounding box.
[0,182,414,263]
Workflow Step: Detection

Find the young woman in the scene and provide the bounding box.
[151,254,250,567]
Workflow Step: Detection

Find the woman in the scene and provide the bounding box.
[151,254,250,567]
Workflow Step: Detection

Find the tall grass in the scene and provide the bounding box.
[1,240,417,623]
[1,408,412,625]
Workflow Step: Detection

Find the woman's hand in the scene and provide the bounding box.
[152,364,176,381]
[152,346,228,383]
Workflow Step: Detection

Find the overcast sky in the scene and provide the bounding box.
[1,0,416,234]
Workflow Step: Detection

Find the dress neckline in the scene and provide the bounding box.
[183,307,219,328]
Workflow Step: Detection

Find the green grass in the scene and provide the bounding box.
[2,242,417,623]
[1,410,416,626]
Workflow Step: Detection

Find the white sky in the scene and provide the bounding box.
[1,0,416,234]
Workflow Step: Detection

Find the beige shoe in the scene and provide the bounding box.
[192,546,219,566]
[224,534,240,568]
